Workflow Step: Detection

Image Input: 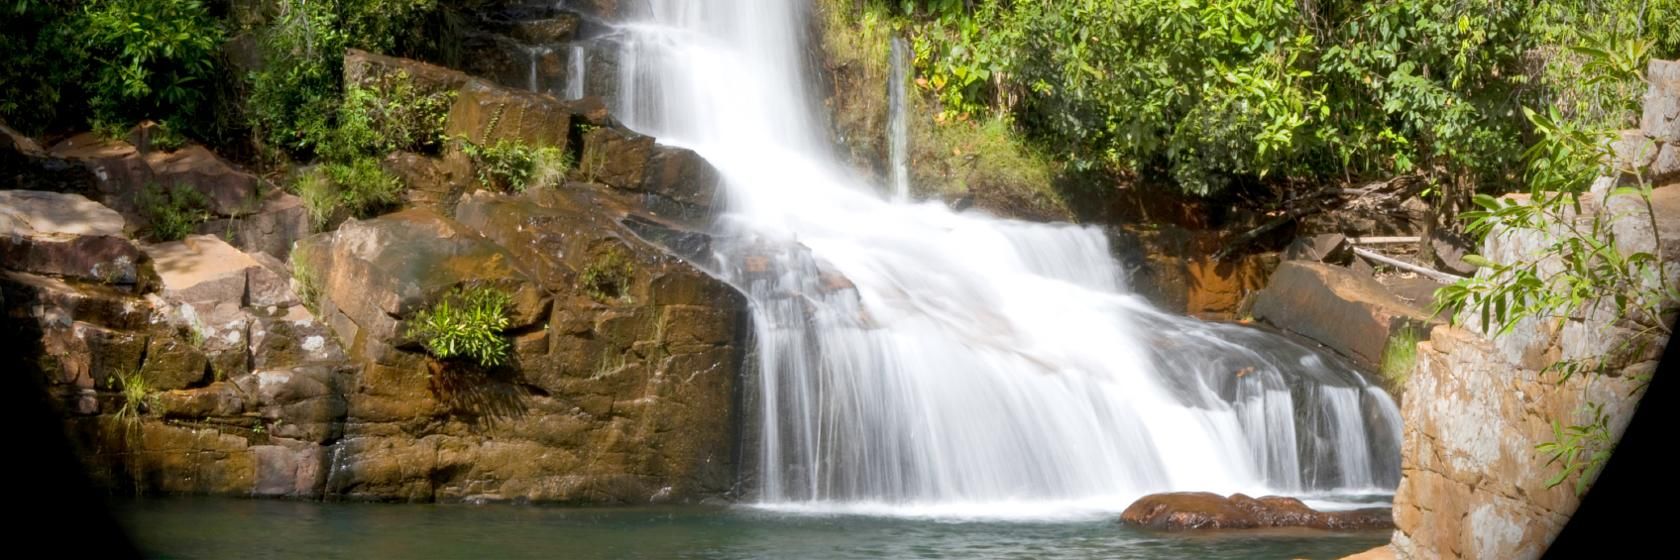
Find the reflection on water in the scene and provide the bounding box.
[117,498,1387,560]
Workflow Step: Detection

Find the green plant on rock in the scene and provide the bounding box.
[407,285,513,368]
[137,183,211,242]
[290,244,323,313]
[107,370,156,440]
[581,248,634,303]
[291,158,404,229]
[459,138,571,193]
[1379,323,1421,389]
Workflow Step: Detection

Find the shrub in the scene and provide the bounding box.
[79,0,225,135]
[460,139,570,192]
[106,369,156,440]
[137,183,211,241]
[1378,324,1421,389]
[407,285,513,367]
[581,248,634,302]
[291,158,403,228]
[0,2,80,134]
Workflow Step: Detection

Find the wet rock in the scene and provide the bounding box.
[575,126,654,189]
[1251,261,1435,371]
[1642,59,1680,142]
[1119,492,1393,531]
[0,190,150,285]
[253,443,325,497]
[138,333,209,391]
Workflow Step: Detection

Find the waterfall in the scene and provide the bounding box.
[601,1,1401,515]
[887,36,911,201]
[522,45,552,93]
[566,45,587,100]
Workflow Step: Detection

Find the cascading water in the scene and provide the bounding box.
[887,36,911,202]
[566,45,587,100]
[598,0,1401,517]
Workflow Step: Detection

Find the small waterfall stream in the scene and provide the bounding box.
[887,36,911,201]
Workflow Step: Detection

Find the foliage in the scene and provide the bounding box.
[882,0,1678,197]
[248,0,446,158]
[137,183,211,241]
[290,244,322,312]
[0,2,80,133]
[460,139,570,192]
[78,0,225,134]
[407,285,513,367]
[1536,403,1614,497]
[106,369,156,440]
[581,248,634,302]
[291,158,403,228]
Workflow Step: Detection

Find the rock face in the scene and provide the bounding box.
[1120,492,1394,531]
[0,190,153,286]
[1110,225,1280,320]
[1252,261,1436,372]
[1389,187,1678,560]
[287,190,749,503]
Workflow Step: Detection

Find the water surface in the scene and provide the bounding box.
[117,498,1388,559]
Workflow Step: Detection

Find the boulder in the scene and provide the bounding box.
[1642,59,1680,142]
[445,79,573,151]
[48,133,263,220]
[2,123,100,193]
[1252,261,1435,371]
[381,151,473,213]
[1119,492,1393,531]
[1283,233,1350,264]
[1653,142,1680,184]
[143,235,262,305]
[1429,230,1478,277]
[0,190,151,285]
[344,48,473,96]
[575,126,654,189]
[198,191,309,260]
[295,208,548,364]
[1608,129,1659,173]
[512,16,581,44]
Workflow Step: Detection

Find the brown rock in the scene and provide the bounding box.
[575,126,653,189]
[1119,492,1393,531]
[344,48,472,96]
[1,123,99,193]
[1283,233,1350,264]
[382,151,472,213]
[198,191,309,260]
[445,79,573,151]
[139,333,209,390]
[142,145,262,217]
[144,234,262,305]
[0,190,150,284]
[511,16,580,43]
[1251,261,1435,371]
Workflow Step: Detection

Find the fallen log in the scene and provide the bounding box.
[1351,247,1467,284]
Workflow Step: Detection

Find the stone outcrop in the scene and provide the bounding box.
[1252,261,1437,372]
[0,190,153,286]
[1120,492,1394,531]
[1110,225,1280,320]
[1389,186,1678,559]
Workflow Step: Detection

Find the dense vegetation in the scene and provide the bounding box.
[866,0,1674,203]
[407,285,514,368]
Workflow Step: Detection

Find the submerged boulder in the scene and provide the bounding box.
[1120,492,1393,531]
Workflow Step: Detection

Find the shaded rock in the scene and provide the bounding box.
[246,252,300,309]
[1643,59,1680,142]
[1430,230,1478,277]
[249,312,345,369]
[0,190,150,285]
[253,443,326,497]
[1252,261,1435,371]
[138,333,209,391]
[157,382,246,419]
[1283,233,1350,264]
[1,123,99,193]
[198,191,309,260]
[233,366,346,443]
[1119,492,1393,531]
[141,145,262,217]
[514,16,581,43]
[0,270,153,331]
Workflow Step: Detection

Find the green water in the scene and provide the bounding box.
[116,498,1388,559]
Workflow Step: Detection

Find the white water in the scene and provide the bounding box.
[887,36,911,202]
[566,45,587,100]
[523,45,553,93]
[594,0,1401,518]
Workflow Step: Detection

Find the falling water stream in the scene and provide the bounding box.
[887,35,911,202]
[597,1,1400,519]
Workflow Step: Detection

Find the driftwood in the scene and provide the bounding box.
[1352,247,1467,284]
[1349,236,1422,245]
[1213,175,1425,261]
